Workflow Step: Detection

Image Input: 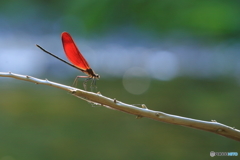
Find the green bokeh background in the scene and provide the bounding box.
[0,0,240,159]
[1,78,239,159]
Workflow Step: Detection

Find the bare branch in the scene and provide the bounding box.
[1,72,240,142]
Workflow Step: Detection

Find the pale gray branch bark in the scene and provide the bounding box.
[1,72,240,142]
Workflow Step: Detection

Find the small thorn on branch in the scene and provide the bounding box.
[71,90,76,94]
[141,104,148,109]
[136,115,143,119]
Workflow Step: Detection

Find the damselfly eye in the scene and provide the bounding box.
[95,74,100,79]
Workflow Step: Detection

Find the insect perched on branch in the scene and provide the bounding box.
[36,32,100,90]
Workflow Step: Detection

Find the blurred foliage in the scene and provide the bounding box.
[59,0,240,39]
[0,0,240,39]
[0,78,239,160]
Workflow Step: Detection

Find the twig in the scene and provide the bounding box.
[1,72,240,142]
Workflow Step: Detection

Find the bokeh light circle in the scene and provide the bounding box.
[122,67,151,95]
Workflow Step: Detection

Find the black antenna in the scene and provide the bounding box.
[36,44,84,72]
